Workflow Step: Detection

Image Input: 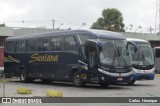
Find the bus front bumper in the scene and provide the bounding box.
[132,73,155,80]
[98,68,133,83]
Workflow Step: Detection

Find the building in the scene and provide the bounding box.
[122,32,160,48]
[0,26,160,48]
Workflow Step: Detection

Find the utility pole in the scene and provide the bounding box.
[155,0,160,34]
[79,23,86,29]
[52,19,55,29]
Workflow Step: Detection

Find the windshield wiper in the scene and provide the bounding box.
[112,42,121,66]
[114,41,127,67]
[139,45,146,65]
[117,49,127,67]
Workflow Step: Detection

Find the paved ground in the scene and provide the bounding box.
[0,75,160,105]
[0,75,160,97]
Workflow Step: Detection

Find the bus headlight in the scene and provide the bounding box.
[100,66,109,71]
[84,66,88,70]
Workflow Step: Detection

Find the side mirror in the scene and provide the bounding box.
[97,41,103,52]
[127,41,138,53]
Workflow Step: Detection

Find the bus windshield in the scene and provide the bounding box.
[99,39,131,67]
[129,43,154,66]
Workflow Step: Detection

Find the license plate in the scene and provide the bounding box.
[117,78,123,81]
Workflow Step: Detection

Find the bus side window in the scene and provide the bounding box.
[50,37,63,51]
[155,49,160,58]
[37,38,50,51]
[16,40,26,52]
[64,36,77,51]
[5,41,16,52]
[27,39,37,52]
[78,35,96,45]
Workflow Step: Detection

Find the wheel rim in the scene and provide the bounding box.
[21,72,25,81]
[74,74,81,85]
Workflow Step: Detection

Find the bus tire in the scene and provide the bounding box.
[41,79,52,83]
[20,69,31,83]
[72,71,85,87]
[99,83,109,87]
[127,80,136,85]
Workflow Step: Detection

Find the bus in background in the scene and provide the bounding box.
[153,47,160,73]
[127,38,155,85]
[4,30,137,87]
[0,46,4,74]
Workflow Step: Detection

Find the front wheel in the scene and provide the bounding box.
[41,79,52,83]
[20,69,32,83]
[127,80,136,85]
[72,72,85,87]
[99,83,109,87]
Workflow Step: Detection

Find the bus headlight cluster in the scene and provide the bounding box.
[100,66,109,71]
[84,66,88,70]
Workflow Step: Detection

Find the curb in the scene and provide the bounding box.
[156,74,160,77]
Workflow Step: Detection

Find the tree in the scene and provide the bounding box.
[91,8,125,32]
[0,23,5,27]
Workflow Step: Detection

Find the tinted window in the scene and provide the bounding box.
[156,49,160,58]
[64,36,77,50]
[5,41,16,52]
[50,37,63,51]
[16,40,26,52]
[37,38,49,51]
[27,39,36,52]
[78,35,96,45]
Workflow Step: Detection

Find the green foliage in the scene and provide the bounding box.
[0,23,5,27]
[91,8,125,32]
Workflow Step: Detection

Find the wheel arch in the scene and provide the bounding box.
[70,66,79,79]
[18,65,26,76]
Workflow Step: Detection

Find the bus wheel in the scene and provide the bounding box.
[99,83,109,87]
[72,72,85,87]
[20,69,31,83]
[127,80,136,85]
[41,79,52,83]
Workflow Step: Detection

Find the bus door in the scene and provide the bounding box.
[84,40,99,78]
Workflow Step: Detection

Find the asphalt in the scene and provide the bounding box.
[0,75,160,105]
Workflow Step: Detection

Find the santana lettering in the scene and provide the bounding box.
[29,53,58,62]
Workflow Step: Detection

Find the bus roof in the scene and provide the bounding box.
[126,38,149,44]
[6,29,126,40]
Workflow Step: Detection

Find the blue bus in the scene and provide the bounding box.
[4,30,137,87]
[127,38,155,85]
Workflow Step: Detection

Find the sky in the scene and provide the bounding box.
[0,0,157,33]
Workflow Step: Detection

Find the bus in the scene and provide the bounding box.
[127,38,155,85]
[153,47,160,73]
[4,30,137,87]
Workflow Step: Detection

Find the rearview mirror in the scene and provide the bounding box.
[127,41,138,53]
[97,41,103,52]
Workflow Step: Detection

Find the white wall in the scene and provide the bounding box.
[1,27,160,41]
[122,32,160,41]
[0,27,13,36]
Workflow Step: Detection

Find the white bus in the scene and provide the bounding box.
[127,38,155,85]
[153,47,160,73]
